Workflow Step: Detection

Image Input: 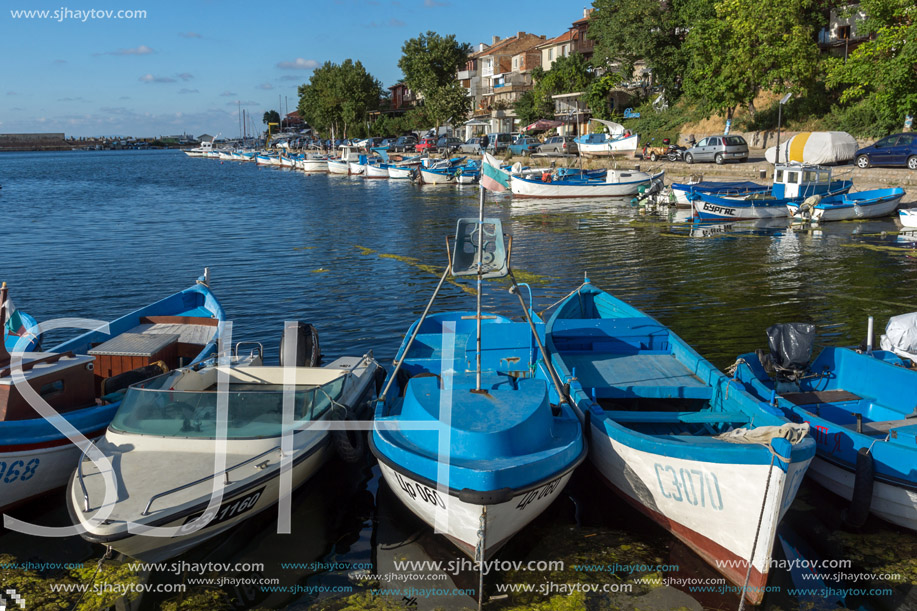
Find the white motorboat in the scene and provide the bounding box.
[184,139,215,158]
[327,146,361,175]
[574,119,639,157]
[899,208,917,228]
[298,156,328,172]
[69,338,382,561]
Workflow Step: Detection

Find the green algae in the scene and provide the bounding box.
[829,531,917,585]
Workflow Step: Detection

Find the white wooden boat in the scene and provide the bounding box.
[898,208,917,228]
[69,349,381,561]
[787,187,905,222]
[364,163,390,179]
[298,157,328,172]
[511,170,664,198]
[327,146,361,175]
[575,119,639,157]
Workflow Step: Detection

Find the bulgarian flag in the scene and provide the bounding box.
[481,152,511,193]
[3,296,26,337]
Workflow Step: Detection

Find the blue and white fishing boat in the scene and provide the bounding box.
[539,280,814,604]
[0,272,225,512]
[371,209,585,559]
[511,169,664,199]
[900,208,917,228]
[671,180,771,208]
[454,160,480,185]
[574,119,639,157]
[691,163,852,221]
[327,146,361,175]
[787,187,906,222]
[733,318,917,532]
[418,157,467,185]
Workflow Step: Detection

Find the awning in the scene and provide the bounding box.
[524,119,565,131]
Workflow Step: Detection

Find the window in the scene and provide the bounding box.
[696,138,708,147]
[775,169,784,183]
[837,25,851,39]
[549,48,554,60]
[708,137,720,146]
[787,172,799,184]
[40,379,64,397]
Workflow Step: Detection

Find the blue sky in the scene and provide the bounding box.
[1,0,587,138]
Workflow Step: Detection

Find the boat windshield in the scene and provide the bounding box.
[110,378,345,438]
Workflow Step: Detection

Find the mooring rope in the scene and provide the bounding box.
[70,546,112,611]
[738,454,776,611]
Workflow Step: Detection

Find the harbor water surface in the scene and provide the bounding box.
[1,150,915,610]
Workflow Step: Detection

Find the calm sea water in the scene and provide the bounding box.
[1,150,915,610]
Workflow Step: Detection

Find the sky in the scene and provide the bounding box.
[0,0,589,138]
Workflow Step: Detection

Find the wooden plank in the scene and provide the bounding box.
[140,315,219,327]
[782,389,861,406]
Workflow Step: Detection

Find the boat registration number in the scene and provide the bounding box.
[180,487,265,532]
[0,458,40,484]
[654,464,723,510]
[516,477,563,511]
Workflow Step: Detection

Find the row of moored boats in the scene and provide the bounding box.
[4,200,916,605]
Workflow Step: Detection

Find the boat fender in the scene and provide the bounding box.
[458,487,514,505]
[279,322,321,368]
[374,365,387,396]
[844,447,874,528]
[332,408,365,463]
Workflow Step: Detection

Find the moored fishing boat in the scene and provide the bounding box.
[574,119,639,157]
[671,180,770,208]
[298,156,328,172]
[0,274,225,512]
[539,280,814,604]
[691,163,852,221]
[900,208,917,227]
[511,169,664,198]
[68,327,382,561]
[733,318,917,531]
[371,213,585,560]
[787,187,905,222]
[327,146,360,175]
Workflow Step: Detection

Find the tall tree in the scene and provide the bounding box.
[825,0,917,133]
[262,110,280,126]
[297,60,382,138]
[683,0,822,119]
[515,53,595,123]
[398,31,472,130]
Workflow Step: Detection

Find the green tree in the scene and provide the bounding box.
[398,31,472,130]
[825,0,917,132]
[297,60,382,138]
[683,0,822,120]
[262,110,280,126]
[515,53,595,125]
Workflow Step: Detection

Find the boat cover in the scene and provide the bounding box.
[766,323,815,371]
[880,312,917,361]
[715,422,810,446]
[765,132,858,165]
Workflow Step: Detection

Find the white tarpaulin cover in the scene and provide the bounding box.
[765,131,858,165]
[591,118,625,136]
[880,312,917,361]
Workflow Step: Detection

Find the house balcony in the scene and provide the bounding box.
[457,69,477,80]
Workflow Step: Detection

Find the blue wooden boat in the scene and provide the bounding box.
[691,163,852,221]
[540,280,815,604]
[787,187,906,222]
[0,273,225,511]
[371,217,584,559]
[733,321,917,532]
[670,180,770,207]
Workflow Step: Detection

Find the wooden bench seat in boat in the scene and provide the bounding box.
[561,353,711,400]
[550,318,669,352]
[603,410,749,424]
[840,418,917,435]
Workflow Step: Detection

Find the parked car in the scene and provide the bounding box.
[538,136,578,155]
[459,137,483,154]
[390,135,417,153]
[855,133,917,169]
[436,136,463,154]
[415,137,437,153]
[484,133,514,154]
[684,135,749,164]
[509,136,541,156]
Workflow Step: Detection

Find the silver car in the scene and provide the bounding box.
[684,135,749,165]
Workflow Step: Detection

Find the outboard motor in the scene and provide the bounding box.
[765,323,815,381]
[279,322,321,367]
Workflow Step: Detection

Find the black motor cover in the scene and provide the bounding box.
[766,323,815,371]
[279,322,321,367]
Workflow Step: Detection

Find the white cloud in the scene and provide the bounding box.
[257,82,274,90]
[219,91,237,97]
[140,74,177,83]
[99,45,155,56]
[276,58,319,70]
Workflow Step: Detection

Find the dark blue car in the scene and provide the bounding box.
[855,133,917,170]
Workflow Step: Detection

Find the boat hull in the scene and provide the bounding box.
[419,169,453,184]
[591,426,808,604]
[900,209,917,228]
[299,159,327,172]
[376,461,574,559]
[348,162,366,175]
[511,171,663,198]
[72,438,333,562]
[326,160,350,175]
[577,134,639,157]
[789,189,905,222]
[692,198,789,221]
[388,166,414,179]
[364,164,389,179]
